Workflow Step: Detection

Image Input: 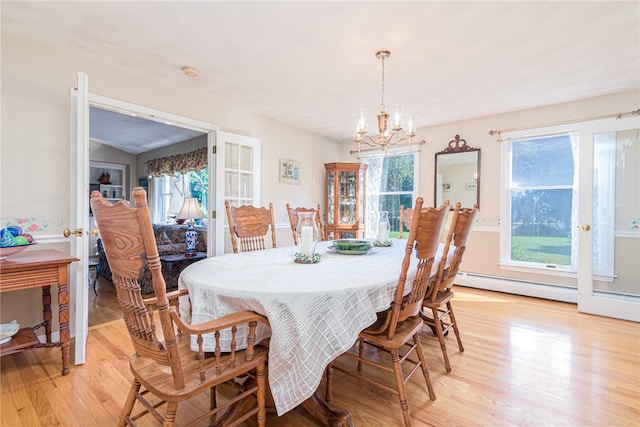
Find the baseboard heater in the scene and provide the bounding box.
[455,272,578,304]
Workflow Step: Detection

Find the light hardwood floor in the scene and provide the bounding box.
[2,283,638,426]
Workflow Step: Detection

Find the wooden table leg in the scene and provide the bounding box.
[301,392,354,427]
[215,368,354,426]
[58,283,70,375]
[42,285,52,342]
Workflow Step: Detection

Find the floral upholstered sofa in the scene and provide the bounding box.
[97,223,207,294]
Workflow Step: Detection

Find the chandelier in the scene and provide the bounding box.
[350,50,425,157]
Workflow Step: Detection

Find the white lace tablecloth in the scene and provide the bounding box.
[178,239,419,415]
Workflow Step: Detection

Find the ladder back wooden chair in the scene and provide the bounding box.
[398,204,415,239]
[285,203,326,245]
[225,201,276,253]
[91,188,270,427]
[421,202,478,372]
[326,198,450,427]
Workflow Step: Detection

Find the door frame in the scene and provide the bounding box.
[71,74,221,363]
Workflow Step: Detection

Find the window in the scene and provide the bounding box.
[151,169,208,225]
[501,132,577,271]
[363,153,417,238]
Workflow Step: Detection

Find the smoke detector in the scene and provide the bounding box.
[182,67,199,77]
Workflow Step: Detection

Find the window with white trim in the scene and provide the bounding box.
[501,131,578,271]
[151,169,208,225]
[362,153,417,238]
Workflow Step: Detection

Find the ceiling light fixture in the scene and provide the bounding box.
[182,66,199,77]
[350,50,425,158]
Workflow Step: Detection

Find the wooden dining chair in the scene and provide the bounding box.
[420,202,478,373]
[285,203,325,245]
[91,188,270,427]
[398,204,415,239]
[326,198,450,427]
[225,201,277,253]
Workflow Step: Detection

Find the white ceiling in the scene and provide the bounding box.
[89,106,205,154]
[2,1,639,152]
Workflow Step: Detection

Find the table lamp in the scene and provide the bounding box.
[177,197,204,256]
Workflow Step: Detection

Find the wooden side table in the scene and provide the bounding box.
[0,249,79,375]
[159,252,207,280]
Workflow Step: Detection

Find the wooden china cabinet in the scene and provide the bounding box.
[324,162,368,239]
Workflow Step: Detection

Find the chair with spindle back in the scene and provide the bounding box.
[326,198,450,427]
[285,203,326,245]
[420,202,478,372]
[91,187,270,427]
[225,201,277,253]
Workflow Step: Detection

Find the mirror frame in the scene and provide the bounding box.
[434,134,480,209]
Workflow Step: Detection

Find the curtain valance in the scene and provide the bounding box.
[146,147,207,176]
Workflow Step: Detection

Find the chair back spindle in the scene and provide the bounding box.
[426,203,478,302]
[367,199,450,339]
[91,187,183,385]
[420,202,478,373]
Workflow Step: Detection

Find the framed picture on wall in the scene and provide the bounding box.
[442,182,452,191]
[279,158,301,185]
[465,181,477,191]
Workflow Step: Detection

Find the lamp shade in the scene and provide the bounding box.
[177,197,204,220]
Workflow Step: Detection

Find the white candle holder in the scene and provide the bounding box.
[375,211,392,246]
[295,211,320,263]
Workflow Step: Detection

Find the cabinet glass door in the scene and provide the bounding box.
[338,171,357,225]
[327,171,335,224]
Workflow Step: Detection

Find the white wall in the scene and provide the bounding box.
[3,31,639,329]
[1,33,341,327]
[340,88,640,289]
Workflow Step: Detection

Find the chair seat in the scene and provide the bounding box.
[130,335,269,402]
[361,316,424,347]
[422,290,454,308]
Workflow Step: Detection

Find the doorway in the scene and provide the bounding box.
[88,105,209,325]
[72,74,225,364]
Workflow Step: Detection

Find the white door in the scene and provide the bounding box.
[207,129,221,256]
[70,72,90,364]
[577,116,640,321]
[217,132,261,255]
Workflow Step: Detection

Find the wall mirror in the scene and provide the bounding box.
[435,135,480,209]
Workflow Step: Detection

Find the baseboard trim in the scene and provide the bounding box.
[456,272,577,303]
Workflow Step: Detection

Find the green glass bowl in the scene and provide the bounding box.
[331,239,372,252]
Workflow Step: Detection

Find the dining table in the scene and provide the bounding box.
[178,239,422,425]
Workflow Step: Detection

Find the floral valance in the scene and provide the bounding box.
[145,147,208,176]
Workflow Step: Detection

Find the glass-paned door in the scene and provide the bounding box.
[219,132,260,254]
[578,118,640,321]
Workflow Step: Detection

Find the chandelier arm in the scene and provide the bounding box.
[349,140,426,156]
[358,134,385,148]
